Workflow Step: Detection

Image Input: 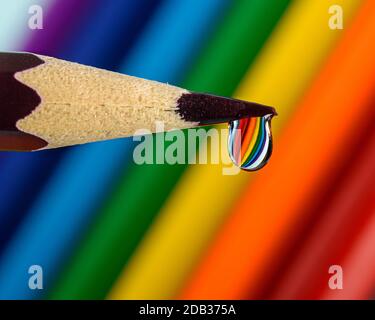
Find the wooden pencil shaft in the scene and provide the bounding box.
[0,52,275,151]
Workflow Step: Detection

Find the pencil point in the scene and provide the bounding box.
[176,92,276,125]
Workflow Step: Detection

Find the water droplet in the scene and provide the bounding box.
[228,115,273,171]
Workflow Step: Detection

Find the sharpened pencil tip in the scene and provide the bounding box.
[176,92,276,125]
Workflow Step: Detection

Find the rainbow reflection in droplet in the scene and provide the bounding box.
[228,115,273,171]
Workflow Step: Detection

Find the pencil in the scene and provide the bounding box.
[0,52,274,152]
[320,197,375,300]
[271,115,375,299]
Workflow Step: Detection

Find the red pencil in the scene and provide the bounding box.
[271,114,375,299]
[321,202,375,300]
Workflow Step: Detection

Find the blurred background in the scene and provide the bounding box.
[0,0,374,300]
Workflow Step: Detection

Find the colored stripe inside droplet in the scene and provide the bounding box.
[228,115,273,171]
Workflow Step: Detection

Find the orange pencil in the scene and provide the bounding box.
[180,0,375,299]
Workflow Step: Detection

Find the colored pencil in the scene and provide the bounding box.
[180,0,374,299]
[271,116,375,299]
[0,51,273,151]
[49,0,232,300]
[321,203,375,300]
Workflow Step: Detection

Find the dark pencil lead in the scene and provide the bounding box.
[176,92,276,125]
